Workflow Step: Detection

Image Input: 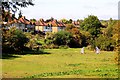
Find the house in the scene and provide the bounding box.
[5,15,35,32]
[17,16,35,32]
[51,20,65,33]
[35,19,50,33]
[35,18,66,33]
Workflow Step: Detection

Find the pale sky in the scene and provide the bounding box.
[17,0,119,20]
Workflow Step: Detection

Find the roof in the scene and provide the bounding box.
[7,16,32,25]
[18,16,30,25]
[45,19,65,27]
[35,20,47,26]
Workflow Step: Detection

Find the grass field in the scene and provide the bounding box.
[2,48,118,78]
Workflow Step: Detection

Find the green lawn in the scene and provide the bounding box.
[2,48,118,78]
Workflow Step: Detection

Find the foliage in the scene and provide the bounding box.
[44,32,54,45]
[59,45,69,49]
[2,1,34,21]
[41,44,59,49]
[80,15,102,38]
[60,19,73,24]
[53,31,73,46]
[18,10,22,19]
[65,24,76,31]
[95,35,115,51]
[44,31,82,48]
[2,1,34,12]
[2,27,29,53]
[25,32,42,51]
[30,19,37,23]
[65,24,82,47]
[60,19,69,24]
[80,30,91,47]
[68,19,73,23]
[96,19,118,51]
[112,20,120,51]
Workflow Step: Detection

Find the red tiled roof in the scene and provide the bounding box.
[7,18,18,24]
[35,18,65,27]
[18,16,30,24]
[35,20,47,26]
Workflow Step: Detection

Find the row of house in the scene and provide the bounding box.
[3,13,80,33]
[35,18,65,33]
[3,14,35,32]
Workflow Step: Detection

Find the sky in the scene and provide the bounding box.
[17,0,119,20]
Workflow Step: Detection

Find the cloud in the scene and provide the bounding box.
[20,0,119,20]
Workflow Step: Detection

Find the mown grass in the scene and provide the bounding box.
[2,48,118,78]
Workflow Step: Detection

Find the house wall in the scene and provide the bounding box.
[26,24,35,32]
[35,26,43,31]
[10,23,19,28]
[58,27,65,31]
[43,26,52,32]
[52,27,58,33]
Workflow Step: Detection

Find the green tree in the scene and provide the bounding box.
[80,15,102,48]
[53,31,73,46]
[112,20,120,51]
[30,19,37,23]
[60,19,69,24]
[80,30,91,47]
[65,24,75,30]
[68,19,73,23]
[80,15,102,38]
[2,27,29,54]
[25,33,41,50]
[95,35,115,51]
[2,1,34,21]
[65,24,83,47]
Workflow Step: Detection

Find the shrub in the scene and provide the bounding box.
[41,44,59,49]
[25,33,42,51]
[59,45,69,49]
[2,27,29,54]
[53,31,73,46]
[95,35,115,51]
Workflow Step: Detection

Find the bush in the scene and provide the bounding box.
[41,44,59,49]
[53,31,73,46]
[25,33,42,50]
[95,35,115,51]
[2,27,29,54]
[59,45,69,49]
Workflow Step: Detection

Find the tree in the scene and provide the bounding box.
[2,27,29,54]
[112,20,120,51]
[65,24,75,31]
[65,24,83,47]
[80,30,91,47]
[80,15,102,48]
[18,10,22,19]
[60,19,69,24]
[53,31,73,46]
[95,35,115,51]
[30,19,36,23]
[80,15,102,38]
[2,1,34,21]
[68,19,73,23]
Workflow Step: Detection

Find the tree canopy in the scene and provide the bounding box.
[80,15,102,38]
[2,1,34,21]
